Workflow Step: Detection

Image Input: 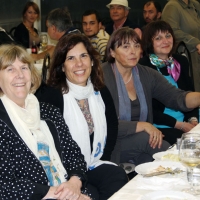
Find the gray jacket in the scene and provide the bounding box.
[102,62,190,162]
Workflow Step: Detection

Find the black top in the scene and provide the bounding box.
[0,101,88,199]
[35,84,118,161]
[139,54,199,127]
[14,23,38,48]
[105,18,140,35]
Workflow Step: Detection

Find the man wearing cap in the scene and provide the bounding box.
[105,0,140,35]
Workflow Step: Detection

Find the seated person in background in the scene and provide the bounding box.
[82,9,109,62]
[36,34,128,200]
[31,7,80,62]
[105,0,141,37]
[0,27,16,45]
[162,0,200,91]
[102,27,200,166]
[14,1,40,48]
[0,44,91,200]
[139,20,199,145]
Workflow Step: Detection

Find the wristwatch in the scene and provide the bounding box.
[67,173,88,188]
[188,117,198,123]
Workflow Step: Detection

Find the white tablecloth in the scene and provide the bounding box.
[109,142,200,199]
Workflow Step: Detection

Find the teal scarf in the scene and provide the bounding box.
[149,54,181,81]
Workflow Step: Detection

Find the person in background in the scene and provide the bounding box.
[36,33,128,200]
[31,7,80,62]
[105,0,141,37]
[14,1,40,48]
[162,0,200,91]
[103,27,200,165]
[82,9,109,62]
[0,44,91,200]
[143,1,162,25]
[139,20,199,145]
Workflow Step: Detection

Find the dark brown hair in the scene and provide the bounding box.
[106,27,141,63]
[22,2,40,21]
[142,20,176,56]
[48,34,104,93]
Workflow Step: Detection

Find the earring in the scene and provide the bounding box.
[92,62,93,66]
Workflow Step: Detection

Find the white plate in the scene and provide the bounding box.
[142,190,197,200]
[153,150,179,161]
[135,161,185,175]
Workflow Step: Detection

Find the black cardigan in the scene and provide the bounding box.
[139,54,199,127]
[35,84,118,161]
[14,23,38,48]
[0,101,87,200]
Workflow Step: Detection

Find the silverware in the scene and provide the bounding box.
[143,168,183,177]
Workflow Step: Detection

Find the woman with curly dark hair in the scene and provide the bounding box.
[36,33,128,200]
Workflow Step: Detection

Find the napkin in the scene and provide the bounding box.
[135,175,188,190]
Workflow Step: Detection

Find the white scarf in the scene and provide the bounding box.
[1,94,67,184]
[63,79,115,169]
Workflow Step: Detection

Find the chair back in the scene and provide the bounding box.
[175,41,193,81]
[42,53,50,83]
[9,27,16,38]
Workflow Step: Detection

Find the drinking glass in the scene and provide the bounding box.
[179,132,200,194]
[40,34,48,51]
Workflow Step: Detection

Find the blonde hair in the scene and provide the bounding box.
[0,44,41,96]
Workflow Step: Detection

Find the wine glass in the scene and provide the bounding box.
[40,34,48,51]
[179,132,200,194]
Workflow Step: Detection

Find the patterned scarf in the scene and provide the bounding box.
[149,54,181,81]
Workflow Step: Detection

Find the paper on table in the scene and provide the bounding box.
[135,175,188,190]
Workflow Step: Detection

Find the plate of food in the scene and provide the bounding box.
[135,161,185,175]
[142,190,197,200]
[153,150,179,161]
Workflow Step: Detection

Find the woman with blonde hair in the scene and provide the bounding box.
[0,44,91,200]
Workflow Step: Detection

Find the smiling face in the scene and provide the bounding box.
[110,40,141,69]
[82,14,101,37]
[152,31,173,59]
[109,5,129,23]
[24,6,38,24]
[0,58,31,107]
[62,42,92,86]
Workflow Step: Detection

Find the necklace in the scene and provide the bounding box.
[124,73,132,84]
[23,23,37,37]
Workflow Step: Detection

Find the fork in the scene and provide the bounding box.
[143,168,183,177]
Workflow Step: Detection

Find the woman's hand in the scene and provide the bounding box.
[54,176,82,200]
[78,194,91,200]
[136,122,163,149]
[42,186,61,199]
[175,121,196,132]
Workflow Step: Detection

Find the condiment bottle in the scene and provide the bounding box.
[31,41,37,54]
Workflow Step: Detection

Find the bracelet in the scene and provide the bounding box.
[188,117,198,123]
[180,122,185,130]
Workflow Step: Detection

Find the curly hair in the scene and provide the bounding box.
[0,44,41,96]
[48,33,104,93]
[142,20,176,56]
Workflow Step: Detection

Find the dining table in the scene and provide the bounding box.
[108,124,200,200]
